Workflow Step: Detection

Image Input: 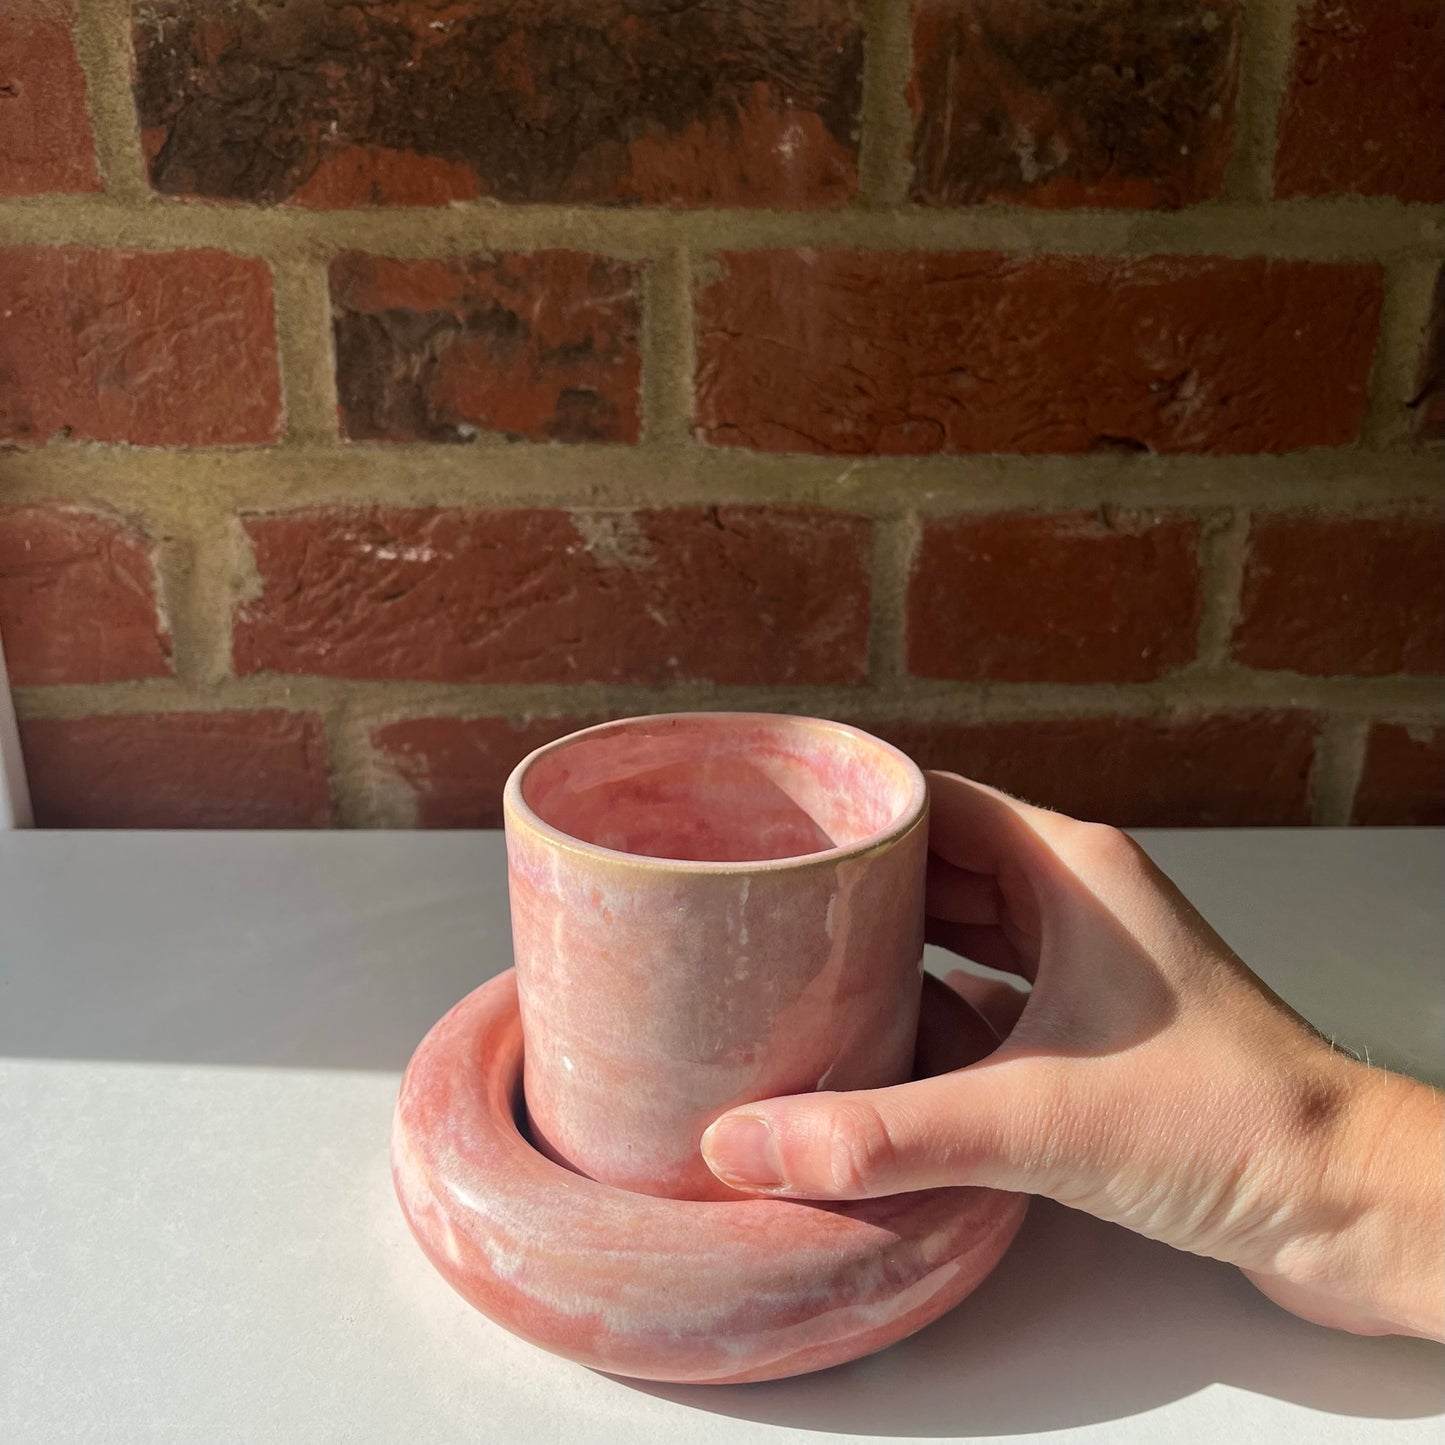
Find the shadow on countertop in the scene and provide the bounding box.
[621,1198,1445,1437]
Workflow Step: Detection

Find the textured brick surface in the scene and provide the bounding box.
[372,715,598,827]
[0,1,100,196]
[1232,509,1445,676]
[909,0,1240,209]
[132,0,862,207]
[20,712,332,828]
[235,507,870,684]
[5,0,1439,835]
[908,510,1201,682]
[1352,723,1445,825]
[695,251,1381,455]
[0,505,172,685]
[874,712,1318,826]
[330,252,643,444]
[0,248,282,446]
[1413,268,1445,442]
[1275,0,1445,202]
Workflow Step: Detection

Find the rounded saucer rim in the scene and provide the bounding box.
[391,970,1029,1384]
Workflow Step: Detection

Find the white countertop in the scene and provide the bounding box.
[1,829,1441,1444]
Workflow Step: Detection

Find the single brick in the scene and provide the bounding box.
[1275,0,1445,203]
[695,251,1381,455]
[909,0,1240,209]
[908,511,1201,683]
[372,715,601,827]
[330,252,643,444]
[0,505,172,685]
[132,0,862,207]
[235,506,871,685]
[19,712,332,828]
[0,248,282,447]
[0,2,100,196]
[872,712,1318,826]
[1412,267,1444,442]
[1232,508,1445,676]
[1352,723,1445,825]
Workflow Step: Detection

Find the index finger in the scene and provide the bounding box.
[923,770,1059,877]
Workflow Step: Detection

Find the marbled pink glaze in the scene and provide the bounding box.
[392,971,1029,1384]
[503,714,929,1200]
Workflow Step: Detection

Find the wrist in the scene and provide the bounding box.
[1247,1060,1444,1340]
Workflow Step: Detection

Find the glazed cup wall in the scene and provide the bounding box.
[502,714,928,1201]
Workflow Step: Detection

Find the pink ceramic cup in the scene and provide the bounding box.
[502,713,929,1201]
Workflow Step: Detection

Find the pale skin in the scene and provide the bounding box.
[702,771,1445,1342]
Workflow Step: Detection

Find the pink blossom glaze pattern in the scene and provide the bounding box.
[503,714,930,1200]
[391,970,1029,1384]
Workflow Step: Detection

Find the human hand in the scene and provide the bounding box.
[702,772,1445,1341]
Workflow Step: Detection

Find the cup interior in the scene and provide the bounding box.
[517,715,922,864]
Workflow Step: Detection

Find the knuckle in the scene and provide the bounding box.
[825,1098,899,1197]
[1069,820,1141,870]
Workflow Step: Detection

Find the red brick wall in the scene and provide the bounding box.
[1,0,1441,829]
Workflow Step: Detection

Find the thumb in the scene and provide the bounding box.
[700,1058,1053,1200]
